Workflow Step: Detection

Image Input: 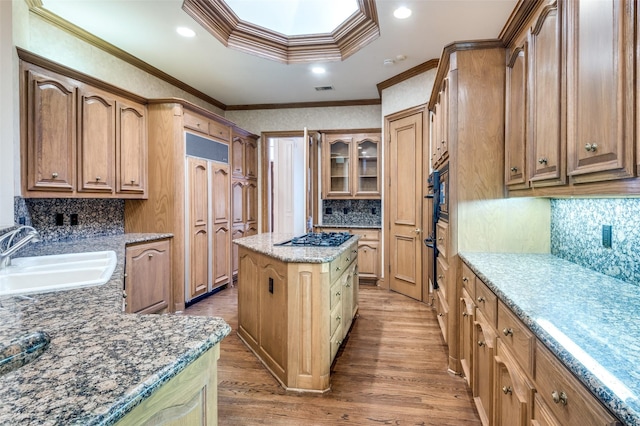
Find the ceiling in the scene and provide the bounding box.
[40,0,518,108]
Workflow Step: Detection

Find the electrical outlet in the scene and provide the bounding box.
[325,208,332,215]
[343,208,349,214]
[371,208,376,214]
[602,225,612,248]
[18,217,25,225]
[55,213,64,226]
[70,213,79,226]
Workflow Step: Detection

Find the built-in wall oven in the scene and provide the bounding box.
[423,163,449,293]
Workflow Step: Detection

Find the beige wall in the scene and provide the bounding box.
[381,69,436,118]
[0,0,15,226]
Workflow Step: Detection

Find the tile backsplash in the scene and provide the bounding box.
[550,198,640,285]
[321,199,381,227]
[13,197,124,242]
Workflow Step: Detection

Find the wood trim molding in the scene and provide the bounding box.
[17,47,148,104]
[182,0,380,64]
[376,59,439,96]
[499,0,546,48]
[25,0,227,110]
[319,128,381,135]
[427,39,504,110]
[226,99,381,111]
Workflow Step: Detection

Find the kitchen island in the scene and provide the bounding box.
[0,233,230,425]
[233,232,359,392]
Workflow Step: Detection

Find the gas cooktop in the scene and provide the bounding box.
[276,232,353,247]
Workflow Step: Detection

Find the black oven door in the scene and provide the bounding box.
[438,163,449,222]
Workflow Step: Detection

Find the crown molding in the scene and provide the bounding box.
[181,0,380,64]
[376,59,439,97]
[226,98,381,111]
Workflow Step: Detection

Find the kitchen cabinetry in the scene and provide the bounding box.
[124,238,171,314]
[115,344,220,426]
[431,78,449,169]
[321,132,381,199]
[236,239,358,392]
[314,227,380,284]
[231,128,259,280]
[504,38,527,188]
[126,100,249,311]
[19,49,147,199]
[459,262,475,387]
[459,259,621,426]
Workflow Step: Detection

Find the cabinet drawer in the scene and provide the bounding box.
[436,256,449,299]
[461,261,475,300]
[183,111,209,134]
[208,120,230,141]
[330,323,343,361]
[330,279,342,309]
[475,278,498,328]
[351,229,380,241]
[436,221,449,259]
[330,302,342,337]
[535,344,620,426]
[330,244,357,283]
[497,301,534,375]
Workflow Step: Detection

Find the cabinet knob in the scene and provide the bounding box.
[336,267,341,271]
[438,313,443,317]
[130,179,136,184]
[538,158,548,165]
[352,249,357,254]
[336,291,341,296]
[96,176,101,181]
[462,311,468,317]
[502,386,513,395]
[438,236,444,241]
[336,315,341,321]
[584,143,598,152]
[477,296,486,303]
[438,274,443,280]
[441,140,445,145]
[148,253,154,258]
[122,290,127,299]
[551,390,568,405]
[510,166,518,173]
[477,340,486,347]
[462,277,469,282]
[502,328,513,337]
[346,257,350,262]
[52,172,59,179]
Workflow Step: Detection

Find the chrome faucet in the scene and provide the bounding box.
[0,226,41,269]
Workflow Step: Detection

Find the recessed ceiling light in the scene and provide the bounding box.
[311,67,326,74]
[176,27,196,37]
[393,6,412,19]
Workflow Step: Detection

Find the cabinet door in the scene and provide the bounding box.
[77,88,116,193]
[494,340,535,426]
[437,78,449,164]
[505,42,528,188]
[232,181,244,225]
[125,239,171,314]
[259,260,288,375]
[238,250,260,345]
[354,134,381,198]
[231,136,245,178]
[473,311,496,426]
[566,0,634,183]
[245,137,258,179]
[188,157,209,299]
[231,226,245,277]
[529,0,564,186]
[341,263,356,338]
[24,68,76,192]
[116,100,147,195]
[212,163,230,224]
[460,288,475,388]
[357,241,378,280]
[245,180,258,225]
[323,136,352,198]
[213,224,230,288]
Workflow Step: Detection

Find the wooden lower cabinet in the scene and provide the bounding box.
[236,242,358,392]
[459,287,474,387]
[315,227,380,284]
[124,238,171,314]
[493,339,535,426]
[115,344,220,426]
[473,309,496,426]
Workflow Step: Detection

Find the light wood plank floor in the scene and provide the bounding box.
[182,284,481,425]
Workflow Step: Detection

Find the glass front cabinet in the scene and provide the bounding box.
[322,132,381,199]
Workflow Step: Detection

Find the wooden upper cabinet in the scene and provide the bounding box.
[231,133,258,180]
[322,132,381,199]
[78,88,116,193]
[212,163,230,224]
[232,180,245,225]
[231,136,245,178]
[431,77,449,169]
[245,137,258,179]
[117,100,147,195]
[528,0,564,186]
[245,180,258,224]
[566,0,635,183]
[505,42,528,188]
[23,68,77,192]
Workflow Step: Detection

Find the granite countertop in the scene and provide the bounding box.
[0,233,231,425]
[233,232,360,263]
[459,252,640,426]
[314,223,382,229]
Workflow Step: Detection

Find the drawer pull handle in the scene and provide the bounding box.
[538,157,548,165]
[477,296,486,303]
[502,328,513,337]
[52,172,59,178]
[462,311,468,317]
[477,340,486,347]
[584,143,598,152]
[552,390,568,405]
[462,277,469,282]
[502,386,513,395]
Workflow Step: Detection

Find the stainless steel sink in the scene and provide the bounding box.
[0,251,117,296]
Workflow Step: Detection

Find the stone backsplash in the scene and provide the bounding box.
[13,197,124,242]
[550,198,640,285]
[321,199,381,227]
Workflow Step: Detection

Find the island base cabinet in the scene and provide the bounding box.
[115,344,220,426]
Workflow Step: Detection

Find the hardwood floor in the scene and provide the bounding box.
[182,283,481,425]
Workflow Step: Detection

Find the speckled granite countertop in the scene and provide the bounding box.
[314,223,382,229]
[459,252,639,426]
[0,233,231,425]
[233,232,360,263]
